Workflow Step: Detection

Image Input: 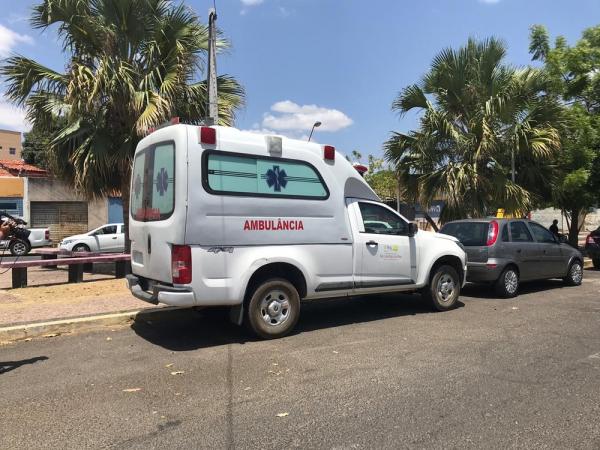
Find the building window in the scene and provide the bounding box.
[9,148,16,155]
[0,202,17,210]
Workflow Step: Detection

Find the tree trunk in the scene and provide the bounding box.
[121,167,132,254]
[568,208,580,249]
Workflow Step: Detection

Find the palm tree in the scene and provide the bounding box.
[384,38,561,223]
[1,0,244,248]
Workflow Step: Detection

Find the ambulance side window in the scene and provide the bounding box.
[358,202,408,235]
[204,151,329,200]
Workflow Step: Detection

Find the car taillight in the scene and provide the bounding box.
[586,234,596,245]
[45,230,49,240]
[487,220,499,246]
[172,245,192,284]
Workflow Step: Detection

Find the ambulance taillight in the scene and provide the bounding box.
[172,245,192,284]
[199,127,216,145]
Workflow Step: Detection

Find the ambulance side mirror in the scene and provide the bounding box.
[408,222,418,237]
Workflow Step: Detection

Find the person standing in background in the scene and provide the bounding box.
[549,219,559,236]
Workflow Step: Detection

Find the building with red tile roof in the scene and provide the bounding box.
[0,160,48,177]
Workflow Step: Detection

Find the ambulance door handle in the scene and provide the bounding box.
[366,240,378,247]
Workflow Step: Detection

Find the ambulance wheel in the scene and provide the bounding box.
[245,278,300,339]
[422,264,460,311]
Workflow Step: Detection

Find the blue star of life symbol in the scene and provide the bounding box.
[156,168,169,196]
[265,165,288,192]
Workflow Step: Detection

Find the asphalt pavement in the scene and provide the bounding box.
[1,271,599,449]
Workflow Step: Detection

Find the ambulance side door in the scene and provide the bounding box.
[346,199,415,293]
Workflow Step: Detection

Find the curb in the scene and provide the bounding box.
[0,306,189,344]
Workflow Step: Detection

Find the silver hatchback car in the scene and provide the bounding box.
[439,218,584,297]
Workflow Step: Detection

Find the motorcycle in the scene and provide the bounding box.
[0,211,32,256]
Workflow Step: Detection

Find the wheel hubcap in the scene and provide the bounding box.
[436,274,455,303]
[571,264,583,283]
[13,242,26,254]
[505,271,518,294]
[260,289,290,327]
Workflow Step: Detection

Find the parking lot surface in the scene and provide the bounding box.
[1,271,599,449]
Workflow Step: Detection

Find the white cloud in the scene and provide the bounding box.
[478,0,501,3]
[262,100,353,133]
[0,24,33,57]
[241,0,264,5]
[0,99,30,132]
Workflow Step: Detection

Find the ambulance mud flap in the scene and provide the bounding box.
[229,303,244,326]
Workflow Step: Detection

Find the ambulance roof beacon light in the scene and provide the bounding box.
[266,136,283,156]
[323,145,335,161]
[200,126,217,145]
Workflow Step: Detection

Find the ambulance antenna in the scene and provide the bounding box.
[207,4,219,125]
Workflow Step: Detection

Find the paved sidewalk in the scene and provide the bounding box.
[0,278,155,327]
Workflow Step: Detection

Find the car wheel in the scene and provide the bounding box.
[72,244,90,253]
[422,264,460,311]
[495,266,519,298]
[245,278,301,339]
[593,258,600,270]
[9,239,30,257]
[564,260,583,286]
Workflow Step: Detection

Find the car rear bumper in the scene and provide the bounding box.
[126,274,196,307]
[585,244,600,259]
[466,262,503,282]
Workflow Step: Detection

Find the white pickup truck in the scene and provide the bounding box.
[126,125,467,339]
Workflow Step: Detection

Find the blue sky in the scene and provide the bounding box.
[1,0,600,159]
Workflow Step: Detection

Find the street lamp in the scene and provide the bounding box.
[308,121,321,142]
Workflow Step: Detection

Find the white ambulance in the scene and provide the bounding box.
[126,124,467,339]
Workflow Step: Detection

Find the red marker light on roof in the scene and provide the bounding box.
[353,164,368,177]
[323,145,335,161]
[199,127,216,145]
[170,117,180,125]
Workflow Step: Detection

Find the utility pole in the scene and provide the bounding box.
[207,7,218,124]
[511,148,515,183]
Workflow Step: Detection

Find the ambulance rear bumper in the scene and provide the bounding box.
[126,274,196,307]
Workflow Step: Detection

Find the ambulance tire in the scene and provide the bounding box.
[245,278,301,339]
[422,264,460,311]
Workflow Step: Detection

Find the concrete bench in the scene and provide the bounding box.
[33,248,104,270]
[1,254,131,289]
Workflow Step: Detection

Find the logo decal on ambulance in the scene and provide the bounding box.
[243,219,304,231]
[265,166,287,192]
[156,168,169,196]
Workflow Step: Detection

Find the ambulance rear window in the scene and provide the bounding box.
[131,142,175,221]
[204,151,329,200]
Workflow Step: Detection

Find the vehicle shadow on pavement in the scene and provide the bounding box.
[131,294,464,352]
[0,356,48,375]
[462,279,573,299]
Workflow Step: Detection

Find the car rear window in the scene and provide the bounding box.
[131,142,175,222]
[440,222,489,246]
